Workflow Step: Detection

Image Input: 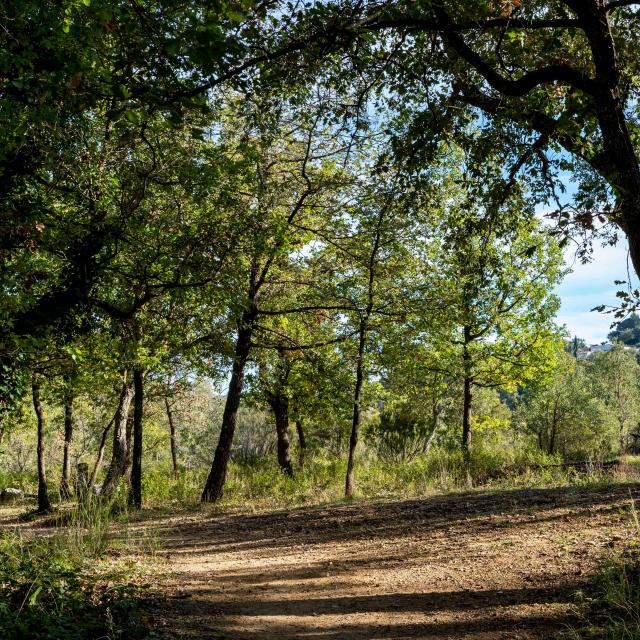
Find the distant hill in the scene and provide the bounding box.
[608,313,640,346]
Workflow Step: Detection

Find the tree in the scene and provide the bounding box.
[31,372,51,513]
[516,352,615,459]
[260,350,296,478]
[608,314,640,346]
[411,172,564,457]
[304,168,420,497]
[0,0,265,406]
[200,94,347,502]
[265,1,640,288]
[589,343,640,451]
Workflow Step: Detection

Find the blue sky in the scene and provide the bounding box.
[556,239,637,344]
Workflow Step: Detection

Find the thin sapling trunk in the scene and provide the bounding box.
[32,373,51,513]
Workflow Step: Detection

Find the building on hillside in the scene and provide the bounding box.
[590,342,613,354]
[575,341,640,360]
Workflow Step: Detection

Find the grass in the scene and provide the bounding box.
[568,494,640,639]
[137,448,640,512]
[0,498,159,640]
[570,557,640,639]
[5,446,638,514]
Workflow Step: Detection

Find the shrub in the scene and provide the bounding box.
[0,532,149,640]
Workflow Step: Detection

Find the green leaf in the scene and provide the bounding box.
[125,109,141,124]
[28,586,42,607]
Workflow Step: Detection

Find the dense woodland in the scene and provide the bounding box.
[3,2,640,638]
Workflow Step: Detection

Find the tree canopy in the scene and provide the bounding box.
[1,0,638,512]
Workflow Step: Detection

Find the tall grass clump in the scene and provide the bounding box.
[0,484,158,640]
[59,496,128,557]
[570,495,640,639]
[0,530,149,640]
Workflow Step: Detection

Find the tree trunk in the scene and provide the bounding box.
[89,414,116,488]
[461,375,473,457]
[295,419,306,470]
[76,462,90,503]
[425,377,441,455]
[345,324,367,499]
[165,395,179,477]
[424,401,441,455]
[102,373,134,497]
[124,413,134,481]
[268,393,294,477]
[548,398,559,455]
[201,309,255,503]
[60,388,74,500]
[129,368,144,509]
[461,326,473,462]
[619,415,627,453]
[32,373,51,513]
[549,421,557,456]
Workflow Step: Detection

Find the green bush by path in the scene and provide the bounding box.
[570,557,640,640]
[0,534,150,640]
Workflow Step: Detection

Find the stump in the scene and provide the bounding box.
[76,462,90,502]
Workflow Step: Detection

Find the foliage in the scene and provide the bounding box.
[609,314,640,347]
[0,531,149,640]
[579,558,640,639]
[589,344,640,452]
[514,352,616,460]
[368,398,439,463]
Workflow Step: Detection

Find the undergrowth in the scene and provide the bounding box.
[138,448,640,512]
[570,496,640,639]
[0,498,156,640]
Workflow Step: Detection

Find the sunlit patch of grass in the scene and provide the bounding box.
[135,446,622,513]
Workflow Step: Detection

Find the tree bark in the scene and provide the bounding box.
[268,393,294,477]
[549,398,559,455]
[461,325,473,461]
[60,387,74,500]
[425,374,442,455]
[345,323,367,499]
[102,373,134,497]
[129,367,144,509]
[123,412,134,480]
[89,413,116,489]
[549,423,557,455]
[31,373,51,513]
[201,308,256,503]
[461,375,473,458]
[295,418,306,469]
[165,395,179,477]
[547,399,558,455]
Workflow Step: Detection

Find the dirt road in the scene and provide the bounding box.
[150,482,639,639]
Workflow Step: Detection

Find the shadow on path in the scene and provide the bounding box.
[149,482,639,638]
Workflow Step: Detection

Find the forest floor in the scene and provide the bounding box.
[1,481,638,639]
[141,481,640,639]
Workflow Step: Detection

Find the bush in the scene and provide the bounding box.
[572,557,640,639]
[368,401,437,463]
[0,532,149,640]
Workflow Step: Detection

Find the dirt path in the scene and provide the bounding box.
[147,482,639,639]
